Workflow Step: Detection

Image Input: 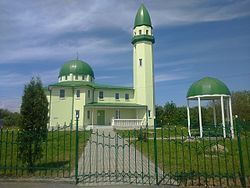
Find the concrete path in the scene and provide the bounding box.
[75,129,175,185]
[0,182,178,188]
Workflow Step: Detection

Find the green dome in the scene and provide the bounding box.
[134,4,152,28]
[187,77,231,98]
[59,59,94,78]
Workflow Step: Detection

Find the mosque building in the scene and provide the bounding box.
[45,4,156,128]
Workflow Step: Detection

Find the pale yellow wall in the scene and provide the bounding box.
[49,87,73,127]
[93,89,135,103]
[59,74,93,82]
[133,26,155,127]
[84,108,140,126]
[48,86,140,127]
[133,25,153,36]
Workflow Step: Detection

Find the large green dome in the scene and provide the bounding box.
[187,77,230,98]
[59,59,94,78]
[134,4,152,28]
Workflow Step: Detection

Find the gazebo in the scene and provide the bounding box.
[186,77,234,138]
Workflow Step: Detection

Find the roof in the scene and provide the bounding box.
[48,81,134,90]
[85,102,146,108]
[187,77,231,98]
[59,59,94,78]
[134,4,152,28]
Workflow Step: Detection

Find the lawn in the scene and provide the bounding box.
[0,128,91,177]
[116,125,189,138]
[117,126,250,186]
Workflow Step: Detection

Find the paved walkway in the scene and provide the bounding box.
[75,129,175,185]
[0,182,178,188]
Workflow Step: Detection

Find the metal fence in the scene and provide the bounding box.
[0,118,249,187]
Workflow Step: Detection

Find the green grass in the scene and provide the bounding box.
[0,128,91,177]
[116,126,250,186]
[116,125,189,138]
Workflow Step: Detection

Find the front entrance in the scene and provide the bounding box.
[97,110,105,125]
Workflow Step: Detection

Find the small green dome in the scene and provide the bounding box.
[134,4,152,28]
[187,77,231,98]
[59,59,94,78]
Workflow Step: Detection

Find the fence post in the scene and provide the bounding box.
[235,117,246,187]
[75,116,79,184]
[153,118,159,185]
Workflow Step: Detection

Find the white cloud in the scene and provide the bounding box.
[0,0,249,64]
[0,69,59,87]
[155,73,188,83]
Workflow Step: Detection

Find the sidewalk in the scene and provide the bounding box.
[0,182,177,188]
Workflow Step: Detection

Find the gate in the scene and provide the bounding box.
[74,127,164,185]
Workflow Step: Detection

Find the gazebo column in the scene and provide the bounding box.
[226,98,230,125]
[213,100,217,126]
[91,108,94,127]
[229,97,234,138]
[187,100,191,137]
[220,96,226,138]
[198,97,203,138]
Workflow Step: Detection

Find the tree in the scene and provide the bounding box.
[231,90,250,121]
[18,77,48,172]
[3,112,21,127]
[0,109,21,128]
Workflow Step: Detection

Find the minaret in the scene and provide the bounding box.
[132,4,155,127]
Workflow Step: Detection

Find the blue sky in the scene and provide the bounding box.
[0,0,250,111]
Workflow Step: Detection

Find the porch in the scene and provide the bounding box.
[84,102,147,129]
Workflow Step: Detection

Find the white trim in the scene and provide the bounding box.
[187,94,230,100]
[198,97,203,138]
[186,100,191,137]
[111,118,145,127]
[213,100,217,126]
[229,97,234,138]
[85,106,146,109]
[221,96,226,138]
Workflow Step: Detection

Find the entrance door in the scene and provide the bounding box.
[97,110,105,125]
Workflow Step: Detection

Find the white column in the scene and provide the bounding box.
[187,100,191,137]
[229,97,234,138]
[213,100,217,126]
[221,96,226,138]
[91,109,94,127]
[198,97,203,138]
[226,98,230,125]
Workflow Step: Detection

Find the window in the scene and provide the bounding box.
[115,110,120,119]
[134,32,136,35]
[82,75,85,80]
[76,110,80,118]
[148,110,151,118]
[65,75,68,80]
[99,91,104,99]
[139,30,142,35]
[87,110,90,119]
[59,89,65,98]
[146,30,148,35]
[75,75,78,80]
[60,77,62,81]
[76,90,80,98]
[88,90,91,98]
[139,58,142,66]
[115,93,119,100]
[125,93,129,100]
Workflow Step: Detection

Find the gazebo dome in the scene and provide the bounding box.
[59,59,94,78]
[187,77,230,98]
